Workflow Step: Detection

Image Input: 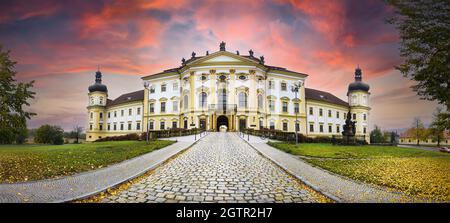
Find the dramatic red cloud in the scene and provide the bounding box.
[0,0,439,131]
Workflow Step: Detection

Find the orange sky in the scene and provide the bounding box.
[0,0,442,131]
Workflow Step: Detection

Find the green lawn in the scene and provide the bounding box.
[0,140,175,183]
[268,142,450,202]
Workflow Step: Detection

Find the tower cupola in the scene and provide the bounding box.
[348,66,370,93]
[88,70,108,93]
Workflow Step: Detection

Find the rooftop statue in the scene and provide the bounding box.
[220,41,226,51]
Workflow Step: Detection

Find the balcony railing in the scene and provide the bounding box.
[208,104,237,114]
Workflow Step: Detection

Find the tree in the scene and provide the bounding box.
[406,118,428,146]
[370,125,383,143]
[429,107,447,147]
[15,128,28,144]
[34,125,64,145]
[0,44,35,144]
[387,0,450,109]
[70,125,83,144]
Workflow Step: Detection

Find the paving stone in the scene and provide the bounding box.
[102,133,325,203]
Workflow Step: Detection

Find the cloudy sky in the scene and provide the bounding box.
[0,0,442,131]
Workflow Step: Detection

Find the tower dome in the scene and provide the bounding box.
[348,67,370,93]
[88,70,108,93]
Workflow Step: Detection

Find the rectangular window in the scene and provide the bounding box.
[90,112,93,119]
[161,84,166,92]
[121,110,124,117]
[108,112,110,118]
[281,82,287,91]
[309,107,313,115]
[172,121,177,129]
[173,83,178,91]
[137,108,141,115]
[150,87,155,93]
[283,122,288,131]
[336,112,339,119]
[113,124,117,131]
[328,125,332,133]
[99,112,103,119]
[319,124,324,133]
[268,81,274,89]
[270,122,275,130]
[328,110,331,117]
[128,123,132,130]
[161,102,166,113]
[149,103,154,113]
[173,101,178,112]
[259,120,263,129]
[120,123,124,130]
[343,113,346,119]
[128,108,132,116]
[337,125,340,133]
[309,124,314,132]
[294,103,299,113]
[353,113,356,120]
[160,122,165,130]
[90,124,92,130]
[295,123,300,132]
[269,101,275,112]
[114,111,117,117]
[363,114,366,120]
[149,122,154,130]
[282,101,288,113]
[319,109,323,116]
[136,122,140,130]
[107,124,110,131]
[363,127,367,134]
[99,124,103,131]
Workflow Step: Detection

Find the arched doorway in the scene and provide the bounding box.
[217,116,228,131]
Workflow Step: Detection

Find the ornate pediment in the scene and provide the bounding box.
[236,86,249,92]
[186,51,260,68]
[267,95,277,100]
[204,55,241,63]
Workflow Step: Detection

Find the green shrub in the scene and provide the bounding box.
[34,125,64,145]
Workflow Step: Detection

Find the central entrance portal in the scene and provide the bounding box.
[216,116,228,131]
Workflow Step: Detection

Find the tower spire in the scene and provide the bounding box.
[95,68,102,84]
[355,66,362,82]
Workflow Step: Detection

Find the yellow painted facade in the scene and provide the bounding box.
[86,43,371,142]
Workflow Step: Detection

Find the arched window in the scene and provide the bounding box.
[239,92,247,108]
[199,92,207,108]
[258,94,263,109]
[183,95,189,109]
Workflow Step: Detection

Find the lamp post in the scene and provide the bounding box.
[191,117,196,141]
[291,82,302,144]
[143,81,150,144]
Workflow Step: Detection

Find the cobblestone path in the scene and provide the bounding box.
[101,133,329,203]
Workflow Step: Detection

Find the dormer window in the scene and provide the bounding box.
[238,75,247,80]
[219,75,227,82]
[99,97,103,105]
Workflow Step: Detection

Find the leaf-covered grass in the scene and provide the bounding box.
[0,140,175,183]
[268,142,450,201]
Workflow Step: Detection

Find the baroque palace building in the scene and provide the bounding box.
[86,42,371,142]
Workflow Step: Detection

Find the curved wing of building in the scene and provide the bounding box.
[86,42,370,142]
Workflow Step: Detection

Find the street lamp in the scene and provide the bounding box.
[191,116,196,141]
[143,81,150,144]
[291,81,302,144]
